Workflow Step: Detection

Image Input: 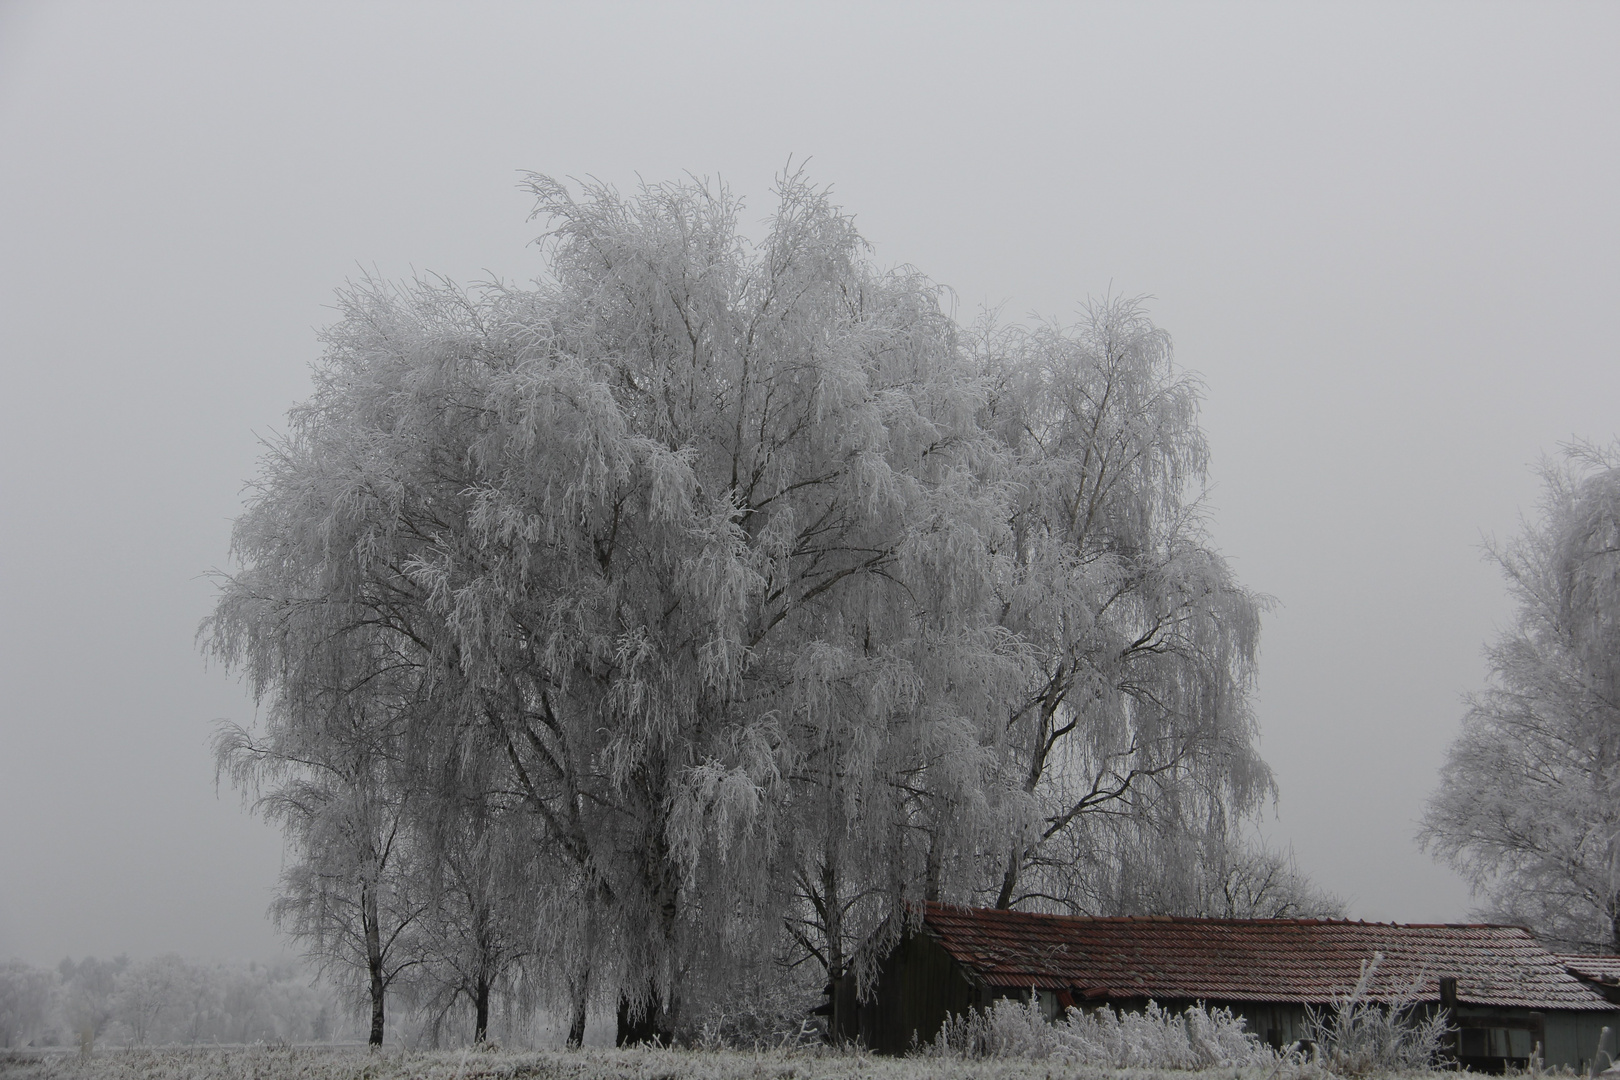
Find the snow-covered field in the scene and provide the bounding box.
[0,1046,1426,1080]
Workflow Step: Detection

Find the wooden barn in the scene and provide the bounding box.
[832,903,1618,1071]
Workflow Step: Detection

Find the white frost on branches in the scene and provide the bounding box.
[207,170,1284,1042]
[1422,443,1620,953]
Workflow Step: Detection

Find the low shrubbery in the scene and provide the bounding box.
[1301,955,1450,1076]
[925,997,1275,1068]
[921,962,1449,1075]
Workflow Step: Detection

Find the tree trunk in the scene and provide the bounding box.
[567,960,591,1048]
[616,983,674,1046]
[367,969,385,1048]
[364,883,386,1047]
[474,977,490,1044]
[924,826,943,904]
[820,855,847,1042]
[615,775,683,1047]
[995,846,1021,910]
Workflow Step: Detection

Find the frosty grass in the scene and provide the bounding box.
[0,1045,1440,1080]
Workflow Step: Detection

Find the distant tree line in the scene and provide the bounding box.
[0,955,344,1050]
[209,171,1340,1049]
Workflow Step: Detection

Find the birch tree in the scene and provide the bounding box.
[210,460,434,1046]
[977,300,1271,912]
[215,705,425,1046]
[1422,444,1620,952]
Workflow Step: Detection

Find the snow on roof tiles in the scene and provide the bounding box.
[1560,955,1620,985]
[921,903,1615,1012]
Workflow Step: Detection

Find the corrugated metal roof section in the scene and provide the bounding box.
[920,903,1616,1012]
[1561,955,1620,985]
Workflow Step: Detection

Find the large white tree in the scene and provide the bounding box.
[212,171,1018,1041]
[1422,445,1620,953]
[211,170,1283,1043]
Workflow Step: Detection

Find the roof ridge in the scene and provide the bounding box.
[921,902,1531,932]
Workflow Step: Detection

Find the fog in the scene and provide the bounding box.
[1,1,1616,966]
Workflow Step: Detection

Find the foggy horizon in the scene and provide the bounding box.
[3,1,1619,970]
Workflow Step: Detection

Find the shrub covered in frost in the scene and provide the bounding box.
[925,995,1275,1068]
[690,960,824,1051]
[1301,954,1449,1075]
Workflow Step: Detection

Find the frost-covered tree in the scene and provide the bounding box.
[1422,444,1620,952]
[208,353,458,1049]
[112,954,200,1046]
[58,955,125,1049]
[213,659,428,1045]
[497,172,1022,1039]
[1200,842,1346,919]
[405,764,541,1045]
[0,961,54,1048]
[210,170,1282,1044]
[211,170,1016,1042]
[976,301,1272,912]
[1046,816,1344,919]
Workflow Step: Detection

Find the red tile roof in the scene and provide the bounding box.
[921,903,1615,1012]
[1561,955,1620,986]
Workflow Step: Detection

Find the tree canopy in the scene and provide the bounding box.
[1422,444,1620,953]
[209,171,1282,1043]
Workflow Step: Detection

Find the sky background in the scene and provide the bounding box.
[2,1,1617,967]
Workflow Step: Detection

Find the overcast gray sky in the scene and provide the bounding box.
[2,1,1617,966]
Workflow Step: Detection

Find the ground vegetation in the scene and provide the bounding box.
[0,1042,1435,1080]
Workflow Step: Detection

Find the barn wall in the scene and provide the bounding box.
[1227,1002,1311,1048]
[1539,1010,1614,1072]
[863,931,981,1053]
